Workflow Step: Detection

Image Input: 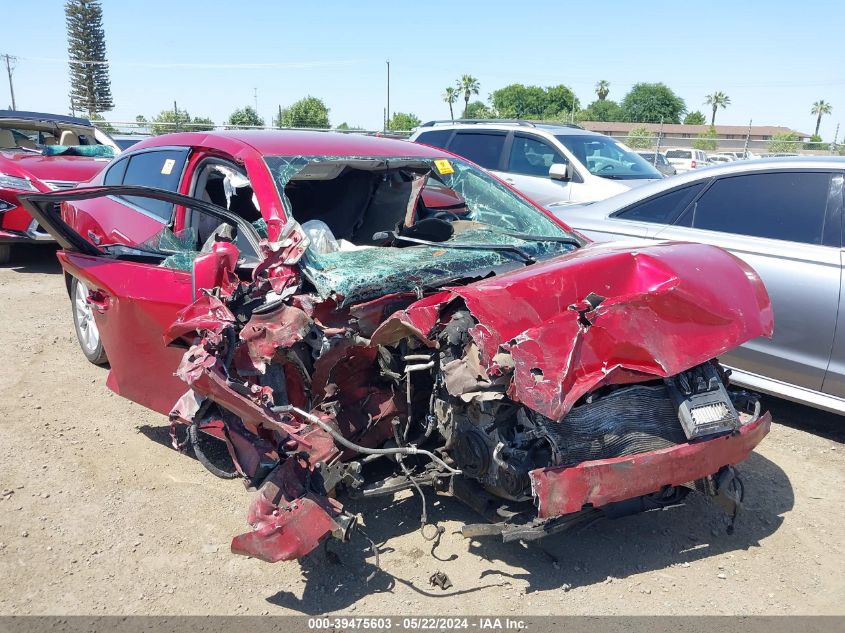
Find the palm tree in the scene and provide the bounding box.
[595,80,610,101]
[442,87,458,121]
[457,75,480,119]
[811,100,833,136]
[704,91,731,126]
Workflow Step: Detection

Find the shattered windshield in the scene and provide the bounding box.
[265,155,581,305]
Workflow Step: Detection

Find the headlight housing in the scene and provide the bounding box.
[0,173,38,192]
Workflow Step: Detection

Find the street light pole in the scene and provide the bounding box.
[385,60,390,131]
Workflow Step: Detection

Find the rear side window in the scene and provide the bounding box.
[616,183,705,224]
[121,149,189,220]
[666,150,691,159]
[448,132,505,170]
[692,172,832,244]
[415,129,452,149]
[103,156,128,185]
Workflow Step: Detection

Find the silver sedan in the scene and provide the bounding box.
[549,157,845,415]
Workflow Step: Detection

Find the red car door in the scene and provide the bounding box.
[22,186,265,417]
[64,148,191,249]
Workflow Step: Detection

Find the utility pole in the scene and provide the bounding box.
[832,123,840,155]
[654,117,664,163]
[174,100,179,130]
[253,88,258,113]
[385,60,390,132]
[2,54,17,110]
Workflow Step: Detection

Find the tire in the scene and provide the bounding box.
[0,244,10,265]
[71,277,108,365]
[188,423,240,479]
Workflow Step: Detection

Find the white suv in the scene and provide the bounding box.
[664,148,709,173]
[409,120,662,205]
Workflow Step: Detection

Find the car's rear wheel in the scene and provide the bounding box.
[71,277,108,365]
[0,244,11,265]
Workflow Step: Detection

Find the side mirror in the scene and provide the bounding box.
[191,240,240,299]
[549,162,571,182]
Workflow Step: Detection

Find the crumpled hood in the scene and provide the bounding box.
[0,151,109,185]
[372,240,773,421]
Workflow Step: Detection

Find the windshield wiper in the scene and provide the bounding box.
[490,228,583,248]
[373,230,535,264]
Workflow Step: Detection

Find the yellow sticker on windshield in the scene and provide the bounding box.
[161,158,176,175]
[434,159,454,175]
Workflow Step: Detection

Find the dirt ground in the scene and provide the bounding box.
[1,245,844,616]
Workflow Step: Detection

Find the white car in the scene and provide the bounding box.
[664,148,709,172]
[410,120,662,205]
[708,154,734,164]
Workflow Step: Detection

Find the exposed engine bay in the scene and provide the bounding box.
[165,229,772,563]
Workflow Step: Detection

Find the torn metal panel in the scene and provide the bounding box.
[375,241,773,420]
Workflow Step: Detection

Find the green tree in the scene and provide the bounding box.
[704,91,730,126]
[190,116,215,131]
[464,100,494,119]
[275,97,329,128]
[595,79,610,101]
[490,84,578,120]
[621,83,686,123]
[227,105,265,129]
[65,0,113,115]
[457,74,480,118]
[543,85,579,119]
[150,108,192,135]
[811,100,832,136]
[135,114,147,124]
[443,86,458,121]
[693,125,719,151]
[578,99,624,122]
[336,122,364,131]
[387,112,421,131]
[804,134,824,150]
[625,126,654,149]
[767,131,800,153]
[88,112,116,133]
[683,110,706,125]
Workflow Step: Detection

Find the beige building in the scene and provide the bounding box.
[580,121,811,152]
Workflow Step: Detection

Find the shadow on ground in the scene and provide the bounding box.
[262,450,792,614]
[764,394,845,444]
[2,244,61,274]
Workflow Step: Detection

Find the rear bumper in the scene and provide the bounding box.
[530,412,771,518]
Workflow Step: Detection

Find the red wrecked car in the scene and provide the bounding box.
[21,130,774,563]
[0,110,119,264]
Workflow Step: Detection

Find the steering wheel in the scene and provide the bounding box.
[599,163,615,172]
[431,210,461,222]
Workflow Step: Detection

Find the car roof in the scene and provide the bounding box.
[129,130,447,158]
[552,156,845,215]
[416,120,601,137]
[0,109,92,127]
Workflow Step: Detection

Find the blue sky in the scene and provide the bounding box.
[2,0,844,138]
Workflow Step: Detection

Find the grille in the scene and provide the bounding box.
[537,384,686,466]
[43,180,79,191]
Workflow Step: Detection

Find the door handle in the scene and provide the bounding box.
[86,289,111,313]
[87,230,102,245]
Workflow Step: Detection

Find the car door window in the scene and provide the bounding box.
[614,182,706,224]
[507,135,566,177]
[121,149,190,220]
[691,172,832,244]
[447,132,505,170]
[415,129,453,149]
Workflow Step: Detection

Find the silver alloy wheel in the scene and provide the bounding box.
[74,279,101,356]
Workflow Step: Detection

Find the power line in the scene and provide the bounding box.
[17,56,361,70]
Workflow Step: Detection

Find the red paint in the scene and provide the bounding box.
[0,150,108,244]
[374,241,773,420]
[530,413,771,517]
